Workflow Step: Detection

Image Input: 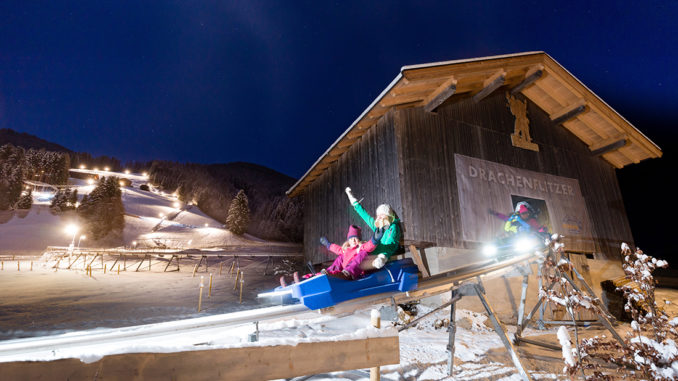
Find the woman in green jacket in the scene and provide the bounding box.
[345,187,402,269]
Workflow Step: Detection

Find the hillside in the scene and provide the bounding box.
[149,161,303,243]
[1,129,304,243]
[0,129,71,153]
[0,169,283,254]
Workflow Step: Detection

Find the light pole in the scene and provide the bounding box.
[65,224,79,255]
[77,235,86,249]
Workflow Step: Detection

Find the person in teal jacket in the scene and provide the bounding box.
[345,187,402,269]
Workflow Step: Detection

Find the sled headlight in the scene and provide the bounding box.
[514,237,537,253]
[482,244,498,257]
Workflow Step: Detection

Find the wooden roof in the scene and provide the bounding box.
[287,52,662,197]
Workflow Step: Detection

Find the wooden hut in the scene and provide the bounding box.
[287,52,661,269]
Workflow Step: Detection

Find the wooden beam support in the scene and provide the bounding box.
[588,134,628,152]
[590,138,628,156]
[337,137,358,149]
[423,76,458,113]
[550,99,587,125]
[0,337,400,381]
[409,245,430,278]
[380,92,427,107]
[391,77,446,96]
[510,64,544,95]
[472,69,506,103]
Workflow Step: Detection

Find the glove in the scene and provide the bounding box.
[345,187,358,205]
[372,254,387,269]
[319,236,331,248]
[371,227,385,245]
[341,269,354,279]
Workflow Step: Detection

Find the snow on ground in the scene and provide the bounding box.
[3,251,676,379]
[0,206,78,254]
[0,253,573,380]
[0,255,286,341]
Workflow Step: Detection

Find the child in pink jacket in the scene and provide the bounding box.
[281,225,384,286]
[319,225,384,280]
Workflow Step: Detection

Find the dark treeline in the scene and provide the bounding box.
[124,160,153,173]
[70,152,123,172]
[0,144,70,210]
[148,161,303,242]
[1,128,128,173]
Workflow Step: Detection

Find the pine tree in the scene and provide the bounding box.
[0,144,25,210]
[16,190,33,209]
[77,176,124,240]
[225,189,250,235]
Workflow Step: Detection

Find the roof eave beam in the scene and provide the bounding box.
[589,134,629,156]
[550,99,587,125]
[423,76,458,113]
[473,69,506,103]
[591,139,627,156]
[510,64,544,95]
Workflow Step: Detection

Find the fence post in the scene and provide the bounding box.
[198,276,204,312]
[370,309,381,381]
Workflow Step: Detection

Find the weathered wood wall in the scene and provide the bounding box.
[394,90,633,259]
[304,110,403,263]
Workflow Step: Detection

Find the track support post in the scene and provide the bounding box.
[517,274,529,329]
[446,289,458,376]
[473,283,532,381]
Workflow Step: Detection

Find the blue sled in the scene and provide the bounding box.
[273,258,419,310]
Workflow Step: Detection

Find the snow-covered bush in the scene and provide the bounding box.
[50,188,78,211]
[551,241,677,380]
[16,189,33,209]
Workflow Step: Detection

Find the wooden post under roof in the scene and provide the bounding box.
[473,69,506,103]
[510,64,544,95]
[550,98,587,125]
[423,76,458,113]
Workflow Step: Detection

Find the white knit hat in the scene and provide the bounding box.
[376,204,394,218]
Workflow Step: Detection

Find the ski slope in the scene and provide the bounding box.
[0,169,267,254]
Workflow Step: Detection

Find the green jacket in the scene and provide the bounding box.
[353,202,401,259]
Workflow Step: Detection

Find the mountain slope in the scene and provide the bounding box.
[0,129,71,152]
[149,161,303,243]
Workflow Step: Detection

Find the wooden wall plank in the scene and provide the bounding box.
[304,110,403,263]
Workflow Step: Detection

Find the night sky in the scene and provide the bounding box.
[1,2,677,257]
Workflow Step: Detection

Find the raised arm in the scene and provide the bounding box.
[346,187,375,230]
[320,236,343,256]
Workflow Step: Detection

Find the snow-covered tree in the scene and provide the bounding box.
[77,176,124,240]
[225,189,250,235]
[16,189,32,209]
[0,144,26,210]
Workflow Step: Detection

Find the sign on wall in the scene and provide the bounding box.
[454,154,595,252]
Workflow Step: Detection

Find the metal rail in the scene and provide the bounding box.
[0,304,310,361]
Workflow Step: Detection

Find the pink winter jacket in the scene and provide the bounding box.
[328,240,377,268]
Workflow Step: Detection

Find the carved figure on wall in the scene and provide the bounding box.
[506,92,539,152]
